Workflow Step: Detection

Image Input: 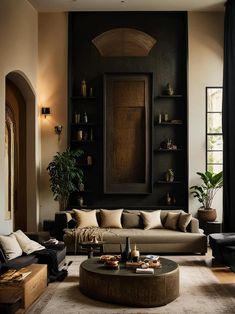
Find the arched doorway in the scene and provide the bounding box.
[5,71,37,232]
[5,79,27,231]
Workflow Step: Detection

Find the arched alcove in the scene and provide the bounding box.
[6,71,38,231]
[92,28,156,57]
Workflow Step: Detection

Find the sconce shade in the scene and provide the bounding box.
[41,107,50,115]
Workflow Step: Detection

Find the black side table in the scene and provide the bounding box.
[201,221,222,236]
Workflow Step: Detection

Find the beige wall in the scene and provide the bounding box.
[38,13,68,225]
[188,12,224,219]
[0,0,38,234]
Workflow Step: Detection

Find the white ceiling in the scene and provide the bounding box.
[27,0,225,13]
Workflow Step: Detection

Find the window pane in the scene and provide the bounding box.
[208,164,223,173]
[207,113,222,133]
[207,88,222,112]
[207,151,223,164]
[207,135,223,150]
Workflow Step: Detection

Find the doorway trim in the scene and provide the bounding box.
[6,71,38,231]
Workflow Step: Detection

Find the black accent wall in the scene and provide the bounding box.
[68,12,188,211]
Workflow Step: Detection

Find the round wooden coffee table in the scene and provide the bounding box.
[79,257,179,307]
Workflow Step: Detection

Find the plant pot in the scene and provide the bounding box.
[197,208,217,222]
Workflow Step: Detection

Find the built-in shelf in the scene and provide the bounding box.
[156,95,183,99]
[77,164,93,168]
[72,140,95,143]
[71,96,96,100]
[71,123,96,127]
[155,180,183,184]
[154,121,183,126]
[155,205,186,209]
[154,148,183,153]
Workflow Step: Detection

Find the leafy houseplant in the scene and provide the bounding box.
[47,148,84,211]
[190,171,223,222]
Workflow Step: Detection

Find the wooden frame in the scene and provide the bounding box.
[103,73,152,194]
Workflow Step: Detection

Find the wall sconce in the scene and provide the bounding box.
[41,107,50,118]
[54,125,63,141]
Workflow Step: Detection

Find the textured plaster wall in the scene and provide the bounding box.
[188,12,224,219]
[0,0,38,234]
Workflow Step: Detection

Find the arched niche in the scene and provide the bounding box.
[92,28,156,57]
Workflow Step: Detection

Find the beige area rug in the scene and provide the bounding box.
[26,255,235,314]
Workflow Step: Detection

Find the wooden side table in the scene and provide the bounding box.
[0,264,47,311]
[80,241,106,258]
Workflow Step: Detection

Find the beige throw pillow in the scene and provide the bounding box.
[140,210,163,230]
[164,212,181,230]
[0,233,22,260]
[178,212,192,232]
[100,209,123,228]
[73,209,99,228]
[14,230,45,255]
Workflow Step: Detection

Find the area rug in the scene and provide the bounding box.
[26,255,235,314]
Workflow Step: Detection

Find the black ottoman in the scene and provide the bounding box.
[209,233,235,272]
[223,246,235,272]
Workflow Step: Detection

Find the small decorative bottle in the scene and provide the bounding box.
[131,244,140,262]
[121,237,131,262]
[82,112,88,124]
[81,80,87,97]
[166,193,171,205]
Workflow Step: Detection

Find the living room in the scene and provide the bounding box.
[0,0,234,313]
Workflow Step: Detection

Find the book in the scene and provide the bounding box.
[136,268,154,274]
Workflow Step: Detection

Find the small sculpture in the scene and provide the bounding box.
[165,83,174,96]
[166,169,174,182]
[81,79,87,97]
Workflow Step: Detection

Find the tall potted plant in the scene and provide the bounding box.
[190,171,223,222]
[47,148,84,211]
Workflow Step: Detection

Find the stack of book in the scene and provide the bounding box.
[0,268,31,284]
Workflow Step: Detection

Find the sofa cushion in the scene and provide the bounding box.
[6,254,39,269]
[164,212,181,230]
[14,230,45,255]
[122,212,142,228]
[73,209,99,228]
[140,210,163,230]
[100,209,123,228]
[178,212,192,232]
[0,234,22,260]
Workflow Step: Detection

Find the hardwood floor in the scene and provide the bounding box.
[205,248,235,284]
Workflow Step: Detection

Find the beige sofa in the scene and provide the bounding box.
[55,209,207,255]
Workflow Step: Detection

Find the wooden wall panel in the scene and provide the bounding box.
[104,74,151,193]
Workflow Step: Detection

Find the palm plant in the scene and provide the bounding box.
[190,171,223,209]
[47,148,84,211]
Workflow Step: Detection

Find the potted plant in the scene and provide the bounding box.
[47,148,84,211]
[190,170,223,222]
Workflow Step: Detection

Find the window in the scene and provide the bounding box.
[206,87,223,173]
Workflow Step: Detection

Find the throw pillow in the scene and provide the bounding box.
[178,212,192,232]
[100,209,123,228]
[164,212,181,230]
[122,212,142,228]
[140,210,163,230]
[14,230,45,255]
[73,209,99,228]
[0,234,22,260]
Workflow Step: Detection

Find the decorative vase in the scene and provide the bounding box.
[165,83,174,96]
[121,237,131,262]
[197,208,217,222]
[131,244,140,262]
